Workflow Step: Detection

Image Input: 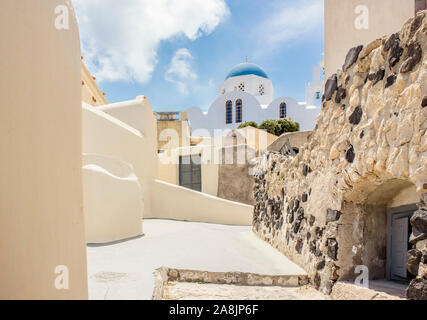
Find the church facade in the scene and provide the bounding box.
[186,62,322,137]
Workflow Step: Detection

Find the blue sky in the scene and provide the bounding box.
[74,0,324,112]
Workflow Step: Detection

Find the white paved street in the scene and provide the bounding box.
[87,219,306,300]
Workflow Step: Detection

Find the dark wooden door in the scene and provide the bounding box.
[179,155,201,192]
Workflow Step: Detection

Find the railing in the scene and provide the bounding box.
[156,112,180,121]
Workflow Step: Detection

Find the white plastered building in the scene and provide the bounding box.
[186,62,323,137]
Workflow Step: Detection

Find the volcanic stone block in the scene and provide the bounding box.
[309,240,317,254]
[296,208,305,221]
[345,75,351,85]
[368,68,385,85]
[384,33,399,52]
[313,273,321,289]
[288,211,294,224]
[309,215,315,226]
[293,199,300,211]
[293,220,301,233]
[327,239,338,261]
[302,193,308,203]
[302,164,311,176]
[326,209,342,224]
[349,106,363,125]
[409,229,426,244]
[411,209,427,234]
[295,238,303,254]
[335,86,347,104]
[385,74,397,88]
[324,74,338,101]
[343,45,363,71]
[406,278,427,300]
[401,42,422,74]
[385,35,404,68]
[346,145,355,163]
[407,249,422,276]
[316,259,326,271]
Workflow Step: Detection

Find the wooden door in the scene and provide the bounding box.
[391,217,409,280]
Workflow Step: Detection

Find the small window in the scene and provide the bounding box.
[235,99,243,123]
[238,83,245,92]
[279,103,287,119]
[415,0,427,13]
[259,84,265,96]
[226,100,233,124]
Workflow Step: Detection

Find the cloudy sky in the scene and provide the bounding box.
[73,0,324,111]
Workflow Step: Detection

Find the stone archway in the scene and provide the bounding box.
[336,179,420,283]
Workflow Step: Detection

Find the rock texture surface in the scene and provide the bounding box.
[252,12,427,299]
[163,282,330,300]
[407,194,427,300]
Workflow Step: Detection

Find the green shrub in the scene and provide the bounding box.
[238,121,258,129]
[258,119,300,136]
[258,120,277,135]
[276,118,300,135]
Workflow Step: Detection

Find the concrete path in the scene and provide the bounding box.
[87,219,306,300]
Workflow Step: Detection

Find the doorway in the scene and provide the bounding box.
[386,204,417,281]
[179,155,202,192]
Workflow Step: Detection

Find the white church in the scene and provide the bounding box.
[186,62,323,137]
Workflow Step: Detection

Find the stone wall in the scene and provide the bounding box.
[217,145,256,205]
[407,193,427,300]
[267,131,312,154]
[253,12,427,299]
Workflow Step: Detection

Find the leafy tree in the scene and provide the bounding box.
[238,121,258,129]
[276,118,300,135]
[259,120,277,136]
[258,119,300,136]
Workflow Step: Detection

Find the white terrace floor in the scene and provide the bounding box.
[87,219,306,300]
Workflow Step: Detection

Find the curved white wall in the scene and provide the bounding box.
[98,97,158,214]
[82,102,155,215]
[83,154,143,244]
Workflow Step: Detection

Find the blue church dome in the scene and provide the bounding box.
[225,63,269,80]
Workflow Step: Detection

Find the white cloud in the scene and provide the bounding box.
[165,48,198,95]
[258,0,323,48]
[72,0,229,84]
